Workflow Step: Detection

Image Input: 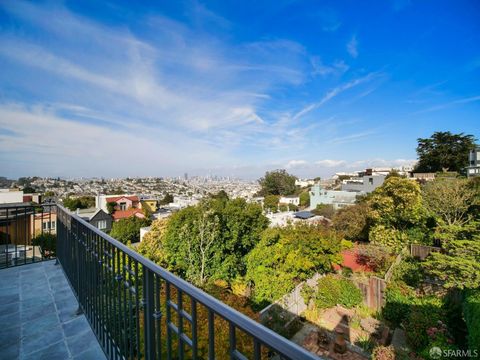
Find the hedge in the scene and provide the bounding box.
[312,275,363,309]
[464,289,480,350]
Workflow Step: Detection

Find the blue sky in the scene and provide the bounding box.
[0,0,479,179]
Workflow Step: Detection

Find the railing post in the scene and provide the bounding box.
[55,205,59,265]
[143,266,156,360]
[75,219,83,315]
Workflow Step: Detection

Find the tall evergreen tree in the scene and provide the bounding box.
[415,131,476,172]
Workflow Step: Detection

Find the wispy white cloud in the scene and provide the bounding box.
[311,57,349,77]
[0,1,394,178]
[0,103,225,177]
[347,35,359,58]
[328,130,378,145]
[414,95,480,114]
[285,160,308,169]
[315,159,347,167]
[293,72,381,120]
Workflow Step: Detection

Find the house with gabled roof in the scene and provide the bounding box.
[76,207,113,232]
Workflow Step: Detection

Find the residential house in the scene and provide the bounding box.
[295,179,315,187]
[309,183,358,210]
[23,193,42,203]
[411,173,436,182]
[0,190,34,246]
[0,204,34,246]
[32,211,57,238]
[466,146,480,177]
[96,194,140,213]
[168,196,200,209]
[279,195,300,206]
[76,208,113,232]
[341,174,386,193]
[140,198,158,213]
[0,189,24,204]
[112,208,146,222]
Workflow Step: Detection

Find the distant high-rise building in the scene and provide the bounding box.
[184,173,188,181]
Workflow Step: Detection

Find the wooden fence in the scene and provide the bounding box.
[410,244,441,260]
[261,245,443,317]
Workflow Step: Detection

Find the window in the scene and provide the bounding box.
[43,222,48,230]
[120,202,127,210]
[368,177,373,185]
[51,221,56,230]
[98,220,107,230]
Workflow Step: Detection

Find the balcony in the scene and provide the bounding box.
[0,204,321,360]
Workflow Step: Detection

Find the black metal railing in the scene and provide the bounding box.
[0,203,56,269]
[56,205,320,360]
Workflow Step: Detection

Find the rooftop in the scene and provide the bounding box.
[0,260,106,360]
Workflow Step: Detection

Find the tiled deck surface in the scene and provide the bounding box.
[0,260,106,360]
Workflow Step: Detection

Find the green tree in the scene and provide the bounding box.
[63,196,95,211]
[312,204,335,219]
[288,203,299,212]
[246,223,342,304]
[136,219,168,265]
[162,198,268,286]
[210,190,229,201]
[367,177,426,249]
[258,169,296,196]
[159,193,174,205]
[423,178,478,227]
[332,203,369,241]
[110,216,151,244]
[106,201,116,214]
[424,239,480,289]
[32,233,56,258]
[263,195,279,213]
[415,131,476,173]
[22,186,36,193]
[299,191,310,207]
[368,177,424,231]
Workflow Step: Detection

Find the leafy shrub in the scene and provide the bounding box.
[32,233,56,258]
[463,289,480,350]
[313,204,335,218]
[300,284,315,305]
[404,297,445,351]
[288,203,298,212]
[382,282,417,327]
[355,334,375,353]
[392,256,424,288]
[341,266,353,277]
[372,345,395,360]
[369,225,407,252]
[355,244,392,274]
[313,275,362,309]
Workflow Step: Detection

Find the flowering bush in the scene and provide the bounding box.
[372,345,396,360]
[404,297,445,351]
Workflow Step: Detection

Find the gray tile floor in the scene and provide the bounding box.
[0,260,106,360]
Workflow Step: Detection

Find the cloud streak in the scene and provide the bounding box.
[293,72,381,120]
[414,95,480,114]
[347,35,359,58]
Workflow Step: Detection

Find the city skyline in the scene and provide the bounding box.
[0,0,479,179]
